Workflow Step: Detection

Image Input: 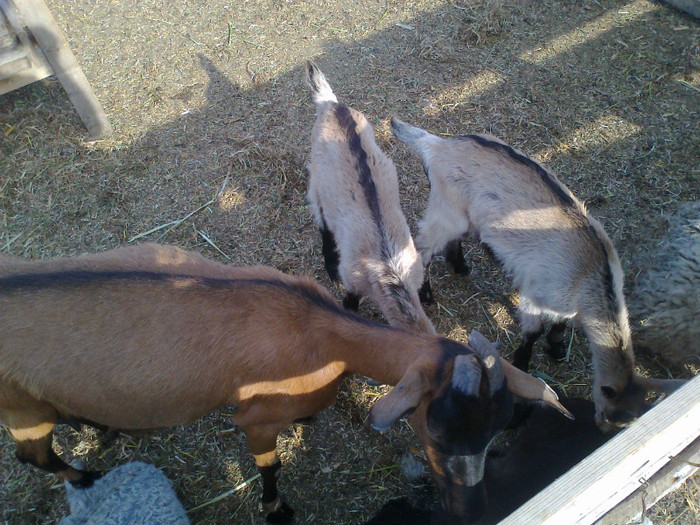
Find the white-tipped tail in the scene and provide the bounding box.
[390,117,429,144]
[306,61,338,105]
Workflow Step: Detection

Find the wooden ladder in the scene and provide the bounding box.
[0,0,111,137]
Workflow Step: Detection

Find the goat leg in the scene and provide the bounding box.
[444,239,469,275]
[544,322,568,361]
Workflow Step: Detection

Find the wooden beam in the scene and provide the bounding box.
[13,0,111,137]
[498,375,700,525]
[597,436,700,524]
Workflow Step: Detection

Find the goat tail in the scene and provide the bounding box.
[306,61,338,106]
[390,118,429,145]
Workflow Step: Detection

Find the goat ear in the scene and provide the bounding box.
[369,368,429,432]
[451,354,482,397]
[636,376,686,395]
[500,358,574,420]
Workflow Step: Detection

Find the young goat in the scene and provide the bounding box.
[305,62,434,334]
[0,243,570,524]
[390,118,683,431]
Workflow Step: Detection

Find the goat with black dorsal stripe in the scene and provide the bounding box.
[390,118,684,432]
[305,62,434,335]
[0,243,571,524]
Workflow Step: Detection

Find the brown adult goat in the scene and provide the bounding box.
[0,243,569,524]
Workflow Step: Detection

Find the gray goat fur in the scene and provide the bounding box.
[629,202,700,366]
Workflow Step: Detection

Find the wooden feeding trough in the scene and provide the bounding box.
[500,375,700,524]
[0,0,111,137]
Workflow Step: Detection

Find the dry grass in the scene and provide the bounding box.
[0,0,698,523]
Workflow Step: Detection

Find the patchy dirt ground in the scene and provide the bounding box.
[0,0,698,523]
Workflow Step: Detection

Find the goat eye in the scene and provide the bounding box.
[601,386,617,399]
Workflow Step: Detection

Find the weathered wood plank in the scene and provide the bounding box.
[498,375,700,525]
[597,436,700,524]
[12,0,111,137]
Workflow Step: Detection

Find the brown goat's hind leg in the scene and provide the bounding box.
[247,426,295,524]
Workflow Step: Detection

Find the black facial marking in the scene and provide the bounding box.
[434,338,466,385]
[462,134,575,207]
[427,381,513,457]
[601,386,617,400]
[603,377,648,424]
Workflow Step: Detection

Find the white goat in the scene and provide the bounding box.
[629,202,700,367]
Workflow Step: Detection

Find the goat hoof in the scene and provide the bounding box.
[418,282,434,305]
[265,501,295,523]
[69,470,103,488]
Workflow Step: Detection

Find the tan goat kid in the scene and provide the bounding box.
[0,243,569,524]
[306,62,434,334]
[391,118,683,432]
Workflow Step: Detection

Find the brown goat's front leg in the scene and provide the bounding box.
[12,425,101,488]
[247,426,295,524]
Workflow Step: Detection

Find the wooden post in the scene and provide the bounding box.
[12,0,111,137]
[498,375,700,525]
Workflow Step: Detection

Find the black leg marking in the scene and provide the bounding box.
[512,329,544,371]
[545,322,568,361]
[343,292,361,311]
[320,225,340,282]
[260,460,295,524]
[445,239,469,275]
[16,434,69,473]
[418,277,434,305]
[418,261,434,305]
